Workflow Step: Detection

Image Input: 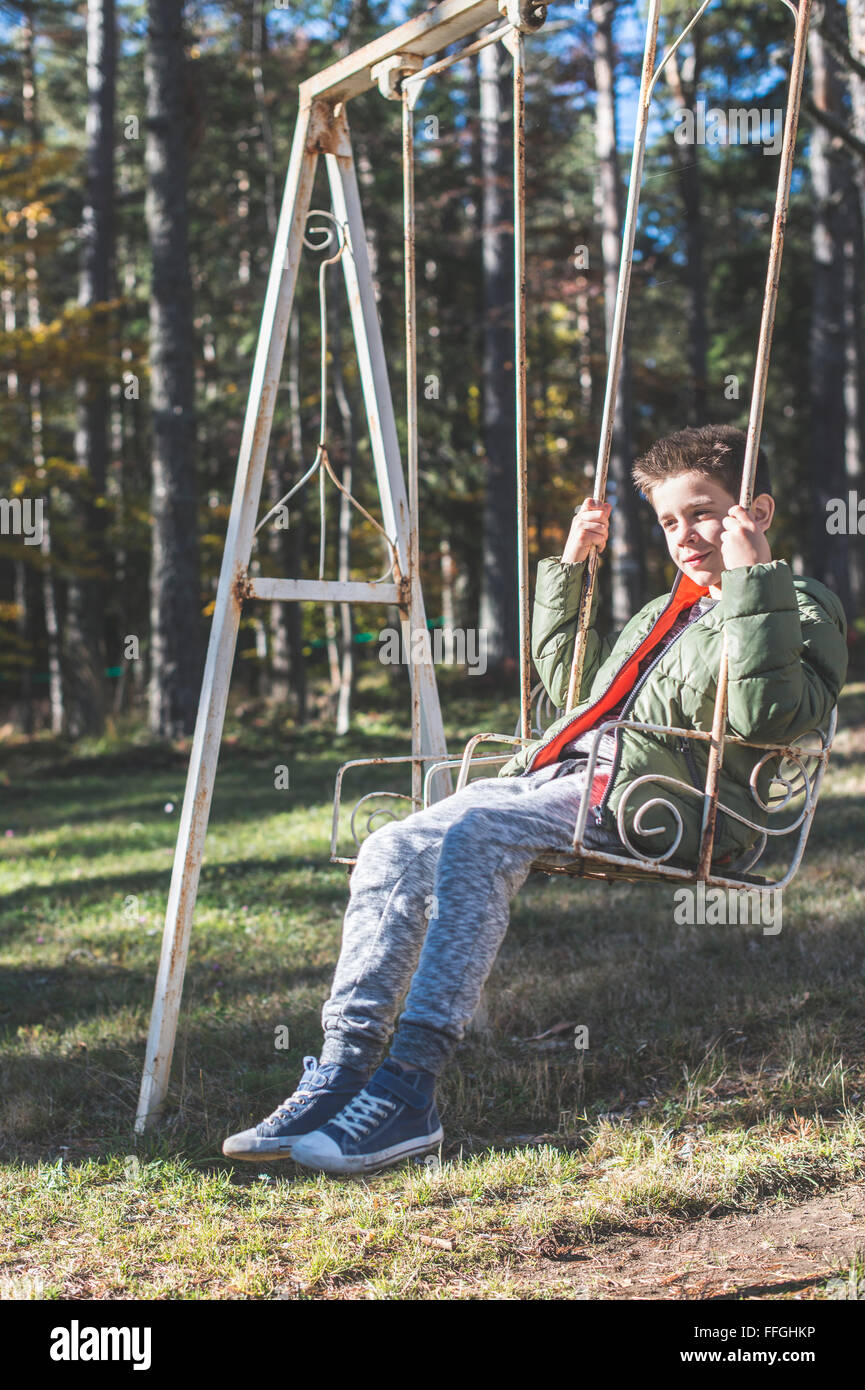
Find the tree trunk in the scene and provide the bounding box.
[844,0,865,615]
[440,538,455,628]
[112,214,140,715]
[841,202,864,616]
[478,30,519,672]
[591,0,644,624]
[808,4,852,611]
[12,561,33,733]
[665,37,708,421]
[575,275,592,417]
[845,0,865,230]
[252,0,296,708]
[21,2,63,733]
[66,0,116,739]
[145,0,201,737]
[4,174,32,731]
[251,0,278,239]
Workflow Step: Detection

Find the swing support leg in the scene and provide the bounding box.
[134,98,320,1133]
[135,98,448,1133]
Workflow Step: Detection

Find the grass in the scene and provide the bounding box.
[1,668,865,1300]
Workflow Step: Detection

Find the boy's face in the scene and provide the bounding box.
[650,471,770,590]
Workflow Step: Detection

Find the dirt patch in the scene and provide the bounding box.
[519,1182,865,1299]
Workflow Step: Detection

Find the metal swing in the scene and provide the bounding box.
[330,0,838,894]
[132,0,833,1137]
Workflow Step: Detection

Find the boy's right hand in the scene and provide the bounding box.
[562,498,612,565]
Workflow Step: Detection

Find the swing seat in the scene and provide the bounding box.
[452,701,838,892]
[330,692,837,894]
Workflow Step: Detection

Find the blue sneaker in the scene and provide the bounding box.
[222,1056,369,1161]
[290,1058,444,1175]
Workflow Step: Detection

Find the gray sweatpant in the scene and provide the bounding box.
[319,761,592,1077]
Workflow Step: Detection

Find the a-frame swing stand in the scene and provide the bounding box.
[135,0,530,1132]
[136,0,823,1133]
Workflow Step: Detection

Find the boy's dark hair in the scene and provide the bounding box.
[632,424,772,503]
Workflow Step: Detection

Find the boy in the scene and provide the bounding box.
[222,424,848,1175]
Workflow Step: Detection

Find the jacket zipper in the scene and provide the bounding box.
[678,735,703,791]
[593,605,714,824]
[522,582,686,777]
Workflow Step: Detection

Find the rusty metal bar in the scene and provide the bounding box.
[564,0,718,717]
[457,730,532,789]
[564,0,664,713]
[402,83,423,810]
[401,20,512,90]
[503,24,531,742]
[301,0,504,104]
[697,0,813,879]
[330,751,496,863]
[247,578,401,604]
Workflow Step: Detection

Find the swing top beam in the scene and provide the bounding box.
[299,0,507,104]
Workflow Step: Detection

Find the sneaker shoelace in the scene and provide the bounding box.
[329,1090,396,1142]
[264,1056,320,1125]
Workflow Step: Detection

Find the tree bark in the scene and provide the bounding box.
[478,30,519,672]
[66,0,116,738]
[252,0,296,709]
[844,0,865,614]
[665,36,708,422]
[282,308,308,720]
[3,160,32,731]
[808,2,852,611]
[145,0,201,737]
[844,0,865,232]
[21,1,63,733]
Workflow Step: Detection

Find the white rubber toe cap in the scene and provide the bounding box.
[290,1131,356,1173]
[222,1129,297,1161]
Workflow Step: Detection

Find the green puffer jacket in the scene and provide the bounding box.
[498,557,848,867]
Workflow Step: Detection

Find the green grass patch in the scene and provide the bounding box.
[1,678,864,1299]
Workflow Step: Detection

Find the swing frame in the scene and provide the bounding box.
[330,0,833,892]
[136,0,830,1133]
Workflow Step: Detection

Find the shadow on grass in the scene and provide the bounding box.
[0,851,352,928]
[3,860,865,1169]
[0,948,337,1029]
[1,683,864,1169]
[0,759,345,838]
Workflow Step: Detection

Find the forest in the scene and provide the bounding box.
[2,0,863,743]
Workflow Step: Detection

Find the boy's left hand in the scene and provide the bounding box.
[720,504,772,571]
